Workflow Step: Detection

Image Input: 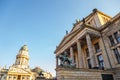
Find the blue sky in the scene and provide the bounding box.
[0,0,120,76]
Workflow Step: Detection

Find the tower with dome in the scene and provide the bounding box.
[0,45,35,80]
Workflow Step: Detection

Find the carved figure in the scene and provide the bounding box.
[58,52,75,67]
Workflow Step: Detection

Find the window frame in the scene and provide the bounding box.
[87,59,92,69]
[94,42,100,53]
[114,32,120,43]
[97,54,104,69]
[108,35,115,46]
[113,48,120,64]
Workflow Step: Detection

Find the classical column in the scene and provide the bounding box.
[6,75,9,80]
[86,33,96,68]
[20,76,22,80]
[11,75,13,80]
[77,40,84,68]
[75,53,79,68]
[70,47,74,64]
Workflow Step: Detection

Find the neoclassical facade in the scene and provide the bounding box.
[55,9,120,80]
[0,45,35,80]
[0,45,53,80]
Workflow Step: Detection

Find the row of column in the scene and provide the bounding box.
[56,33,96,68]
[6,75,30,80]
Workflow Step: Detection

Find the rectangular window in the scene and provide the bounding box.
[109,35,115,46]
[113,48,120,64]
[87,59,92,69]
[86,48,89,57]
[114,32,120,43]
[97,54,104,69]
[94,43,100,53]
[13,77,16,79]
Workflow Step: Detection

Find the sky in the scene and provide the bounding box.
[0,0,120,76]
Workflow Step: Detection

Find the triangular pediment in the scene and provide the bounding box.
[71,9,112,32]
[55,9,112,54]
[8,67,32,74]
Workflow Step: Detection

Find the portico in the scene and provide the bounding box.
[56,26,101,69]
[55,9,120,80]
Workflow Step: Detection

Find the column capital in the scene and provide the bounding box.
[70,46,73,49]
[86,32,90,37]
[76,39,82,43]
[86,32,90,35]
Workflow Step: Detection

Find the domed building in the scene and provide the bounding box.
[0,45,35,80]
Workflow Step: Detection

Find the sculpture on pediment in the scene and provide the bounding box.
[58,52,75,68]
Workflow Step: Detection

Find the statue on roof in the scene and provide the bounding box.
[76,19,80,23]
[82,18,85,24]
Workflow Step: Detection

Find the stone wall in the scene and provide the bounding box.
[113,68,120,80]
[35,77,55,80]
[56,67,114,80]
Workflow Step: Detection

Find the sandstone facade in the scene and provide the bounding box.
[55,9,120,80]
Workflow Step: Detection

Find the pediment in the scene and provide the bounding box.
[71,9,112,32]
[58,29,79,49]
[8,67,32,74]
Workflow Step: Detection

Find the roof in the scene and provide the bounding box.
[55,8,113,54]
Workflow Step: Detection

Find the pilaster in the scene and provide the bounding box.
[99,38,111,69]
